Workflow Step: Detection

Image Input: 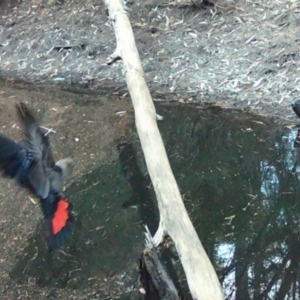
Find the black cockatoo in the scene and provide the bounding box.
[0,102,75,249]
[291,100,300,148]
[292,100,300,119]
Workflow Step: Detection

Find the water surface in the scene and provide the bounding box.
[10,101,300,300]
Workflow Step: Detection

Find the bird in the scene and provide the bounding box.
[291,100,300,119]
[0,102,75,250]
[291,100,300,148]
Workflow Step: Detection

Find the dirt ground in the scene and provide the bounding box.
[0,0,300,298]
[0,0,300,121]
[0,82,136,299]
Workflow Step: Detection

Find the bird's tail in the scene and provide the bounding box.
[40,194,73,249]
[0,133,29,180]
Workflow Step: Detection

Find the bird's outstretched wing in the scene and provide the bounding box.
[16,102,53,198]
[0,133,28,179]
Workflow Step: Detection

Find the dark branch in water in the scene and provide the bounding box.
[139,226,180,300]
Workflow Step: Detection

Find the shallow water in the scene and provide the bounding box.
[8,100,300,300]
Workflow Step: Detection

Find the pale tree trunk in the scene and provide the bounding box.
[103,1,224,299]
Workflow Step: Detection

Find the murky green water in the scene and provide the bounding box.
[9,102,300,300]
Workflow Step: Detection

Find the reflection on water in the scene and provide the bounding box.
[9,103,300,300]
[157,104,300,300]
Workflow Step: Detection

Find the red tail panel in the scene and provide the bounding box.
[52,199,70,235]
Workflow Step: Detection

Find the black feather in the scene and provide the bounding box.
[291,100,300,119]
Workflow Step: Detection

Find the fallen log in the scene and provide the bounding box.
[103,1,224,299]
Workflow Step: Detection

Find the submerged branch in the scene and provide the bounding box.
[139,226,179,300]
